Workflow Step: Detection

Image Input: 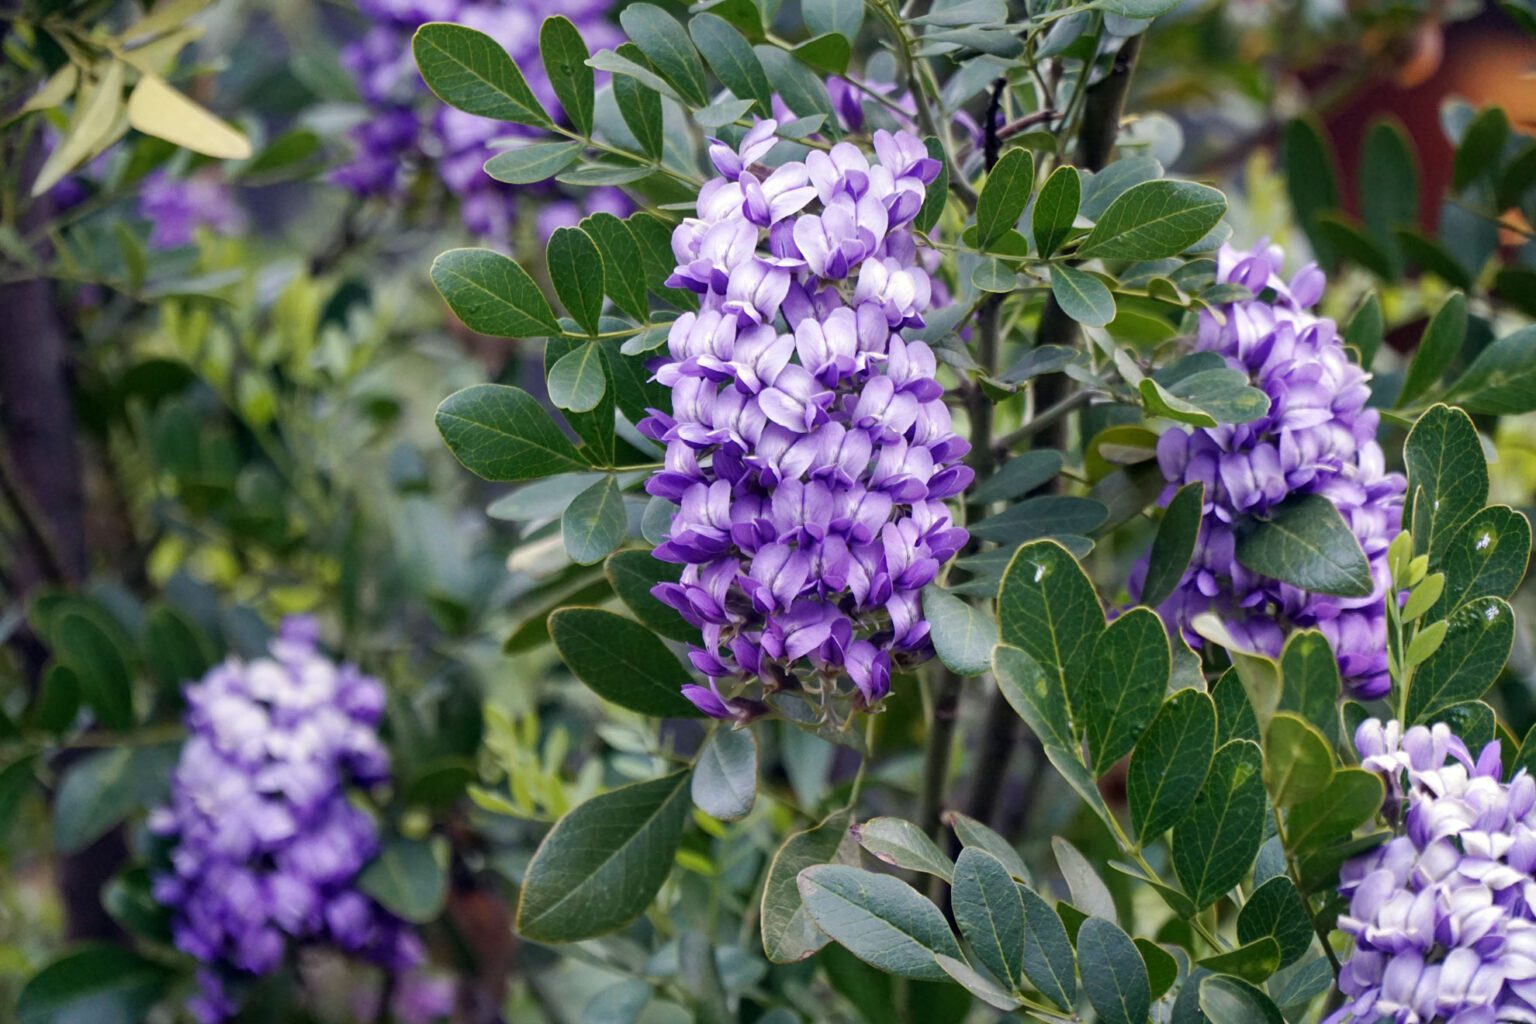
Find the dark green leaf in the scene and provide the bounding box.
[1172,740,1266,910]
[579,212,651,322]
[1405,596,1514,723]
[1213,668,1260,745]
[952,849,1026,991]
[413,22,550,126]
[997,540,1106,717]
[922,585,996,677]
[804,0,863,39]
[517,770,693,942]
[1360,117,1417,274]
[1314,212,1395,278]
[755,46,834,122]
[16,945,174,1024]
[914,135,949,235]
[612,43,663,160]
[546,226,605,336]
[945,811,1030,884]
[548,607,701,716]
[690,13,773,115]
[1395,228,1474,290]
[1398,291,1467,408]
[971,495,1108,547]
[1278,630,1341,745]
[1406,404,1489,562]
[1137,938,1179,999]
[53,746,175,855]
[1234,492,1373,598]
[562,476,626,565]
[605,550,695,642]
[1054,837,1118,922]
[431,248,559,338]
[1454,106,1509,190]
[1281,118,1340,267]
[541,16,594,135]
[1262,713,1334,807]
[1198,938,1282,984]
[970,450,1062,505]
[976,148,1034,247]
[1344,291,1384,368]
[436,384,586,481]
[1433,505,1532,616]
[1050,264,1115,327]
[547,340,609,414]
[1199,974,1284,1024]
[1084,607,1170,775]
[55,613,133,731]
[1285,767,1383,853]
[1078,918,1151,1024]
[544,337,615,465]
[691,727,757,820]
[620,4,710,107]
[1078,180,1227,260]
[761,808,856,963]
[359,837,447,922]
[484,141,584,184]
[1032,165,1080,258]
[797,865,962,981]
[1237,876,1315,969]
[1020,885,1077,1009]
[1129,687,1217,842]
[856,817,954,881]
[142,603,213,693]
[1445,325,1536,415]
[1141,481,1202,608]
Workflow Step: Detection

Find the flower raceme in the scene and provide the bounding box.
[640,121,972,721]
[148,617,435,1023]
[1333,719,1536,1024]
[1144,241,1405,699]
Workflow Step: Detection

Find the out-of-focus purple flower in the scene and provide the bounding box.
[1140,241,1405,700]
[335,0,624,238]
[641,120,970,720]
[138,170,246,249]
[150,616,434,1023]
[1331,718,1536,1024]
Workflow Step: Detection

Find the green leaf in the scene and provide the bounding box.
[561,476,625,565]
[1278,630,1341,745]
[605,550,695,643]
[578,213,651,323]
[1100,0,1181,13]
[1313,212,1394,278]
[804,0,863,39]
[1199,974,1285,1024]
[1285,767,1384,853]
[1172,740,1267,910]
[547,341,609,414]
[55,613,133,731]
[944,811,1030,884]
[539,16,594,136]
[517,770,693,942]
[971,257,1019,293]
[1263,713,1334,807]
[755,46,834,122]
[548,607,701,717]
[484,140,583,185]
[1077,918,1151,1024]
[436,384,586,481]
[1454,105,1509,190]
[1344,291,1385,368]
[612,44,664,160]
[1083,607,1170,775]
[791,33,852,75]
[31,61,126,197]
[1445,325,1536,415]
[1054,837,1118,923]
[1360,117,1418,274]
[970,450,1062,505]
[1433,505,1531,615]
[53,746,175,855]
[761,808,856,963]
[16,945,174,1024]
[1078,180,1227,260]
[544,338,614,464]
[1237,876,1314,969]
[1405,596,1514,723]
[620,4,710,107]
[413,22,550,126]
[915,135,949,235]
[976,148,1035,247]
[430,248,559,338]
[1137,938,1179,999]
[359,837,447,922]
[935,954,1024,1012]
[1020,884,1077,1009]
[1129,687,1217,842]
[1139,378,1216,428]
[1141,481,1202,608]
[546,226,606,336]
[1405,404,1489,562]
[1234,492,1373,598]
[921,585,996,677]
[1395,228,1474,290]
[1032,165,1081,258]
[1050,264,1116,328]
[691,727,757,821]
[855,817,955,882]
[997,539,1106,714]
[951,849,1027,992]
[1281,117,1340,268]
[690,13,773,115]
[797,865,963,982]
[1198,937,1282,984]
[1398,291,1467,408]
[1206,657,1269,743]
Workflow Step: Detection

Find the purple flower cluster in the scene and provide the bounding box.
[337,0,624,238]
[150,617,429,1023]
[1332,719,1536,1024]
[1145,241,1405,699]
[639,121,972,719]
[137,170,246,249]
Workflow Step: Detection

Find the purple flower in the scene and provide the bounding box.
[1332,718,1536,1024]
[641,120,970,721]
[1139,241,1405,699]
[150,617,432,1022]
[138,170,246,249]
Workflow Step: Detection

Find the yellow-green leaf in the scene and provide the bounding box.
[126,71,252,159]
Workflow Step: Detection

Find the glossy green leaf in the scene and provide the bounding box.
[620,4,710,107]
[547,607,701,717]
[952,849,1026,992]
[855,817,954,882]
[1198,937,1282,984]
[691,727,757,821]
[970,450,1062,505]
[1278,630,1342,745]
[921,585,996,677]
[1285,767,1384,853]
[997,540,1106,710]
[1077,180,1227,260]
[561,476,625,565]
[1083,607,1170,775]
[1078,917,1151,1024]
[1433,505,1532,616]
[1405,596,1514,723]
[544,337,614,464]
[1137,938,1179,1000]
[976,148,1035,247]
[1398,291,1467,408]
[1237,876,1315,969]
[914,135,949,234]
[1199,974,1285,1024]
[1263,713,1334,807]
[1129,687,1217,842]
[1281,117,1340,267]
[1445,325,1536,415]
[1032,165,1080,258]
[604,550,695,643]
[797,865,962,982]
[612,43,663,159]
[431,248,559,337]
[359,837,447,922]
[760,808,856,963]
[436,384,586,481]
[16,945,174,1024]
[1405,404,1489,562]
[541,16,594,135]
[1234,492,1373,598]
[1141,481,1202,607]
[1050,264,1116,328]
[517,770,692,942]
[1172,739,1266,910]
[546,226,605,336]
[413,22,550,126]
[690,13,773,115]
